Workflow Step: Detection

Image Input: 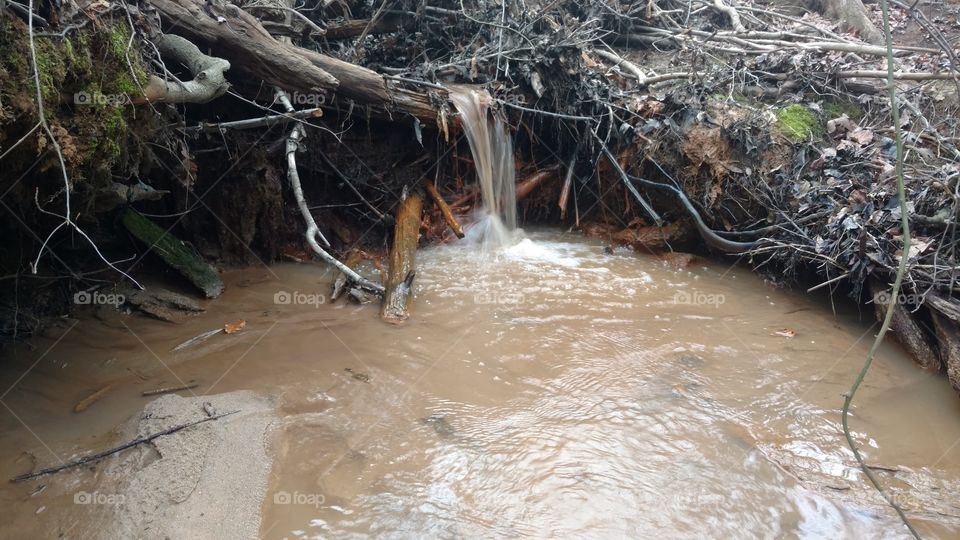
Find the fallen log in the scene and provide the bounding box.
[423,181,465,239]
[121,209,224,298]
[869,280,940,371]
[149,0,453,122]
[931,312,960,395]
[381,188,422,323]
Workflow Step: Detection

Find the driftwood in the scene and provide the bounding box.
[331,249,369,302]
[142,382,199,396]
[12,410,238,482]
[74,381,121,413]
[424,181,465,239]
[381,188,422,323]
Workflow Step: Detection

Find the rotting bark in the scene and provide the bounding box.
[869,280,940,371]
[381,188,423,324]
[931,313,960,394]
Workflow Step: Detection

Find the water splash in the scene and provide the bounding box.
[449,90,519,248]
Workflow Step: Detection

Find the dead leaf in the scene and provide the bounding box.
[847,128,874,146]
[223,319,246,334]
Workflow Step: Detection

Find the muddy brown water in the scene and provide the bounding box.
[1,230,959,538]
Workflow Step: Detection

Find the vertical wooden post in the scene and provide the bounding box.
[381,188,423,323]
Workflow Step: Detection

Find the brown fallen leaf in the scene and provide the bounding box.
[773,329,796,338]
[223,319,246,334]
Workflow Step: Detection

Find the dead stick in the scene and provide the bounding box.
[558,152,576,220]
[516,167,558,201]
[74,381,121,413]
[12,410,239,482]
[141,382,199,396]
[423,181,465,239]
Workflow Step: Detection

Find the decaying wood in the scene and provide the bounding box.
[516,167,558,201]
[121,209,224,298]
[381,188,423,324]
[931,313,960,395]
[141,33,231,104]
[424,181,465,239]
[331,249,366,302]
[12,410,238,482]
[869,280,941,371]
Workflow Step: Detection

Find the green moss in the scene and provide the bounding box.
[0,18,28,73]
[34,38,67,105]
[776,104,822,142]
[101,109,126,162]
[107,24,131,61]
[822,99,864,122]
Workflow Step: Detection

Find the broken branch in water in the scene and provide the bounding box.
[12,410,239,482]
[142,382,199,396]
[275,88,385,297]
[381,187,423,324]
[423,180,465,239]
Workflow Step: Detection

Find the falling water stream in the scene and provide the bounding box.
[449,90,518,248]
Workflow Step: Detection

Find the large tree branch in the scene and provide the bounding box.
[148,0,447,122]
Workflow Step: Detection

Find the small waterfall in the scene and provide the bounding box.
[449,90,518,248]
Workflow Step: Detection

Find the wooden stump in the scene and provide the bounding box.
[381,189,423,323]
